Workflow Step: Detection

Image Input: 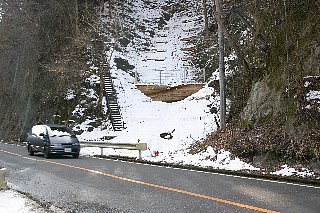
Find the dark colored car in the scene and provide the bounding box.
[26,124,81,158]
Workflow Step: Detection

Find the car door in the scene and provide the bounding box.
[27,130,37,147]
[30,125,46,150]
[38,126,48,151]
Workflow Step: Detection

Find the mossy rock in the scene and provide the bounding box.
[114,57,135,71]
[210,107,218,114]
[240,119,254,131]
[117,37,130,47]
[256,110,273,126]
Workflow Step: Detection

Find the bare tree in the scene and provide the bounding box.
[66,0,80,37]
[108,0,112,18]
[212,0,250,72]
[202,0,210,38]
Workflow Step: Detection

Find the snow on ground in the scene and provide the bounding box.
[306,90,320,112]
[74,0,316,177]
[271,165,315,177]
[304,76,320,111]
[0,5,3,23]
[0,189,47,213]
[127,0,201,85]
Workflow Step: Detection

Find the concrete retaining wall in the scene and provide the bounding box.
[137,84,204,103]
[0,168,7,190]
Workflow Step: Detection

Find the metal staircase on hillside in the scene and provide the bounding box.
[103,64,124,131]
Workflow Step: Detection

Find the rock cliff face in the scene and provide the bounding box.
[203,1,320,167]
[241,76,280,127]
[237,1,320,134]
[241,39,320,139]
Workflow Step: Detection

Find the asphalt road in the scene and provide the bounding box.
[1,142,319,213]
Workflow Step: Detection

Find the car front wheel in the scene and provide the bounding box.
[27,145,34,156]
[44,146,51,159]
[72,153,79,158]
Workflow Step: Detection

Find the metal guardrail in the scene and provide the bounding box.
[80,141,147,160]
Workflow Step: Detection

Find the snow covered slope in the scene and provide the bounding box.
[71,0,320,177]
[72,0,260,171]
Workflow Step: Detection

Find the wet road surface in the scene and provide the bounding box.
[1,142,320,213]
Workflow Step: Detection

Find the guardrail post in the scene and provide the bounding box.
[101,148,104,156]
[139,150,142,160]
[0,168,7,190]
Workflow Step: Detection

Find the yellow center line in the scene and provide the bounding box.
[0,149,280,213]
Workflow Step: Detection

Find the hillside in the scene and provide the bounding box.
[74,0,231,169]
[76,0,320,176]
[199,0,320,173]
[0,0,319,177]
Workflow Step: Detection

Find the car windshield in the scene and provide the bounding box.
[47,126,74,137]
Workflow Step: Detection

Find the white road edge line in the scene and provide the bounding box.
[96,156,320,189]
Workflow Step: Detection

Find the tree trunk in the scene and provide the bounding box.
[203,0,210,39]
[97,65,105,113]
[84,0,88,13]
[109,0,112,18]
[68,0,79,37]
[65,0,79,38]
[74,0,79,37]
[97,0,105,12]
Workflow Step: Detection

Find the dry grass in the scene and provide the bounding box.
[189,120,320,170]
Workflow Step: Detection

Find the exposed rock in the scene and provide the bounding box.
[241,76,281,127]
[310,161,320,175]
[114,57,135,72]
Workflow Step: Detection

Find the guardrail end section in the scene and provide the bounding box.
[137,143,148,151]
